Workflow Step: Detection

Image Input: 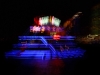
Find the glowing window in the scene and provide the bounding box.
[33,26,40,32]
[41,26,45,32]
[47,26,50,31]
[52,16,61,26]
[39,16,49,25]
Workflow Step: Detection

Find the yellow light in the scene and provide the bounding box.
[49,16,52,23]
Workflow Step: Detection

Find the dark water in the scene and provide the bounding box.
[1,42,100,75]
[3,57,87,75]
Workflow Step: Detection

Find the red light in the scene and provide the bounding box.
[34,17,39,25]
[53,35,61,40]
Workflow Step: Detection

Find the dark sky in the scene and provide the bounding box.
[1,0,100,37]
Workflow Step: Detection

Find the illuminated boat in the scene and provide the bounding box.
[30,16,67,36]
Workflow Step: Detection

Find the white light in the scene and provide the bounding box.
[39,16,49,25]
[39,16,61,26]
[74,15,79,17]
[52,17,61,26]
[78,12,82,13]
[33,26,40,32]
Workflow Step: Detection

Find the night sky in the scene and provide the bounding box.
[1,0,100,37]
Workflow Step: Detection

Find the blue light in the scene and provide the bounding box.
[49,44,56,54]
[5,48,85,59]
[5,36,86,59]
[40,37,48,46]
